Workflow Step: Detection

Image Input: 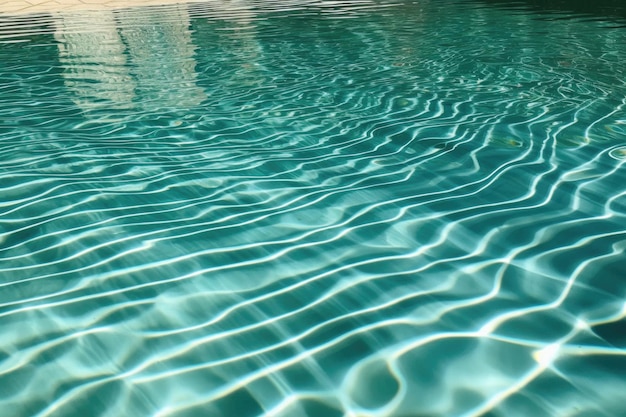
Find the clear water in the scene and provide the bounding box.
[1,1,626,416]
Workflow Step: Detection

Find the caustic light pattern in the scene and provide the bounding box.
[0,1,625,416]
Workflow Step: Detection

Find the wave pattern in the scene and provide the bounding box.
[1,1,626,416]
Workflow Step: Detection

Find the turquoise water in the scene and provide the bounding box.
[1,0,626,416]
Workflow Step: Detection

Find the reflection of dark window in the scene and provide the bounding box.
[475,0,626,22]
[0,14,79,130]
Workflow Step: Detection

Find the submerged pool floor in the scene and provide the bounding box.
[1,1,625,416]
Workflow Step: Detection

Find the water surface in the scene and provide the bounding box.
[1,1,625,416]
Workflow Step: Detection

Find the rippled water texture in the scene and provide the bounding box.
[1,1,626,416]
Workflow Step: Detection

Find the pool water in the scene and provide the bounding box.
[1,0,625,416]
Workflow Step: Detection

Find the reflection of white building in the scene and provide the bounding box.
[54,10,135,118]
[54,4,207,120]
[115,5,207,112]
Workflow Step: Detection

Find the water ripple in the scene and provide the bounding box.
[1,1,626,416]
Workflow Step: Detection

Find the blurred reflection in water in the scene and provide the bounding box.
[54,4,207,121]
[54,10,135,119]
